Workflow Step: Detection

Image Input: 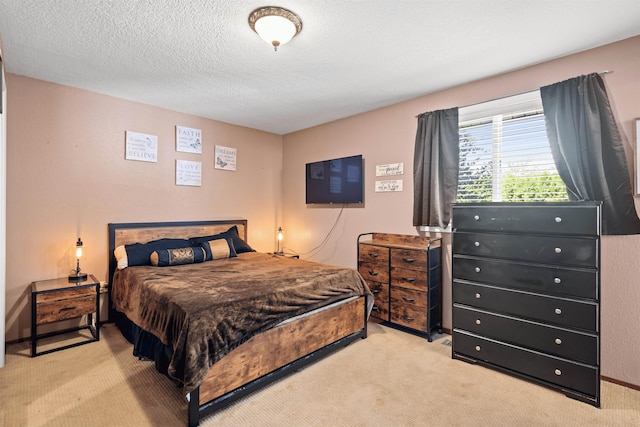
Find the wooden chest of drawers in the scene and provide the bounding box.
[451,202,601,407]
[358,233,442,341]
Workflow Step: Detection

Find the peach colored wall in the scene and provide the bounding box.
[5,74,283,342]
[282,36,640,386]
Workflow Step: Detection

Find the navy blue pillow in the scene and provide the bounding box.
[190,226,254,254]
[197,237,237,261]
[150,246,207,266]
[125,238,192,267]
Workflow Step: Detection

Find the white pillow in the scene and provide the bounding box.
[114,245,129,270]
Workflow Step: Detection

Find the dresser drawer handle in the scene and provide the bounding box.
[474,267,481,273]
[372,306,379,312]
[554,277,562,284]
[475,319,481,325]
[555,308,562,315]
[402,296,415,303]
[369,253,379,258]
[475,293,481,299]
[372,289,380,294]
[474,215,480,221]
[402,258,416,263]
[474,241,480,247]
[368,271,379,276]
[555,216,562,223]
[402,315,415,322]
[554,369,562,376]
[60,306,76,312]
[402,277,416,283]
[475,345,481,351]
[555,338,562,345]
[554,247,562,254]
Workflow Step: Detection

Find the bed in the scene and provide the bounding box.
[107,219,372,426]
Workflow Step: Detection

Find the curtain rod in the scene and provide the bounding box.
[416,70,612,117]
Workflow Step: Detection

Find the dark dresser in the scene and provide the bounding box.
[451,202,601,407]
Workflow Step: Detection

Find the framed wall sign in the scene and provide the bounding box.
[125,131,157,162]
[176,126,202,154]
[176,160,202,186]
[375,179,403,192]
[215,145,237,171]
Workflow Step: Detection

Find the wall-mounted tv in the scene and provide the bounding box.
[305,154,364,204]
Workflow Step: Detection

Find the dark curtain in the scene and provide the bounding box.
[413,108,459,228]
[540,73,640,235]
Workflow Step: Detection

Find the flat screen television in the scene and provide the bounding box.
[305,155,364,204]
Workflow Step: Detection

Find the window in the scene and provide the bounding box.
[457,91,567,203]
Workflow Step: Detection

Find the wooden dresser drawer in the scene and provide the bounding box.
[36,293,96,325]
[391,267,427,291]
[452,203,600,236]
[453,304,598,365]
[368,282,389,321]
[453,281,598,332]
[359,244,390,263]
[391,288,427,331]
[452,256,598,300]
[390,248,426,271]
[453,330,599,397]
[453,232,598,267]
[358,262,389,284]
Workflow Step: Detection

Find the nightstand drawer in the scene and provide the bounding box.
[31,275,100,357]
[36,294,96,325]
[453,330,598,397]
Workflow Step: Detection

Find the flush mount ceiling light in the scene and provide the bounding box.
[248,6,302,51]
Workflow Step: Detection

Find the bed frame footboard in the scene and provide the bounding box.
[188,296,368,427]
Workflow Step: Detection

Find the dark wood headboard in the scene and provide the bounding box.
[107,219,248,317]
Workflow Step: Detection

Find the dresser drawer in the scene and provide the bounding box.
[391,288,427,331]
[453,232,598,267]
[452,203,600,235]
[453,304,598,365]
[359,244,390,263]
[391,267,427,291]
[368,282,389,321]
[36,294,96,325]
[452,256,597,300]
[453,330,598,397]
[390,248,426,270]
[358,262,389,284]
[453,281,598,331]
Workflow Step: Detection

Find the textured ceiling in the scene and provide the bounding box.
[1,1,639,135]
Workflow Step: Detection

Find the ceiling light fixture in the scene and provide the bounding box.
[248,6,302,51]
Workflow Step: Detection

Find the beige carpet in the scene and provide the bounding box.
[1,322,639,426]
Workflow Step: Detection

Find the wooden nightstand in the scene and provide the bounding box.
[31,274,100,357]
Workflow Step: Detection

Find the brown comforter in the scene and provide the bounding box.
[112,252,372,393]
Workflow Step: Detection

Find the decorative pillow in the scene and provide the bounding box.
[114,238,192,269]
[150,246,206,267]
[190,225,254,254]
[198,238,237,261]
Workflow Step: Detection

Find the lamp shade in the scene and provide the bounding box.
[249,7,302,51]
